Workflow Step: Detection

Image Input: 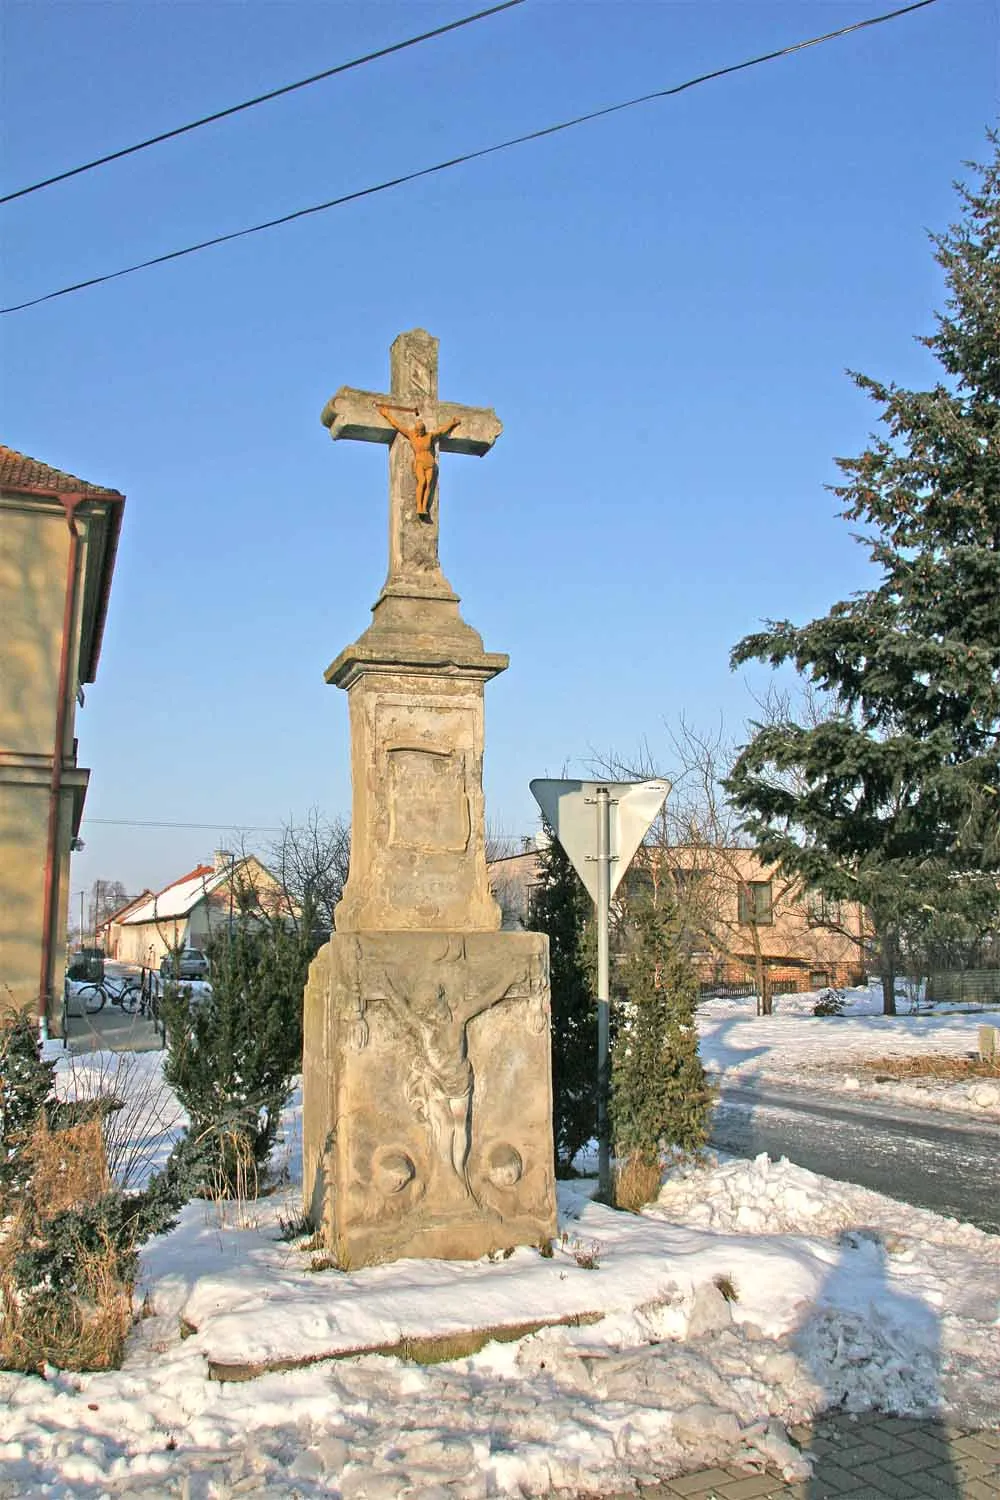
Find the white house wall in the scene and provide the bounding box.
[115,917,190,967]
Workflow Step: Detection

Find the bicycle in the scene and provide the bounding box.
[72,973,142,1015]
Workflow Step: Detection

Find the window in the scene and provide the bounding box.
[738,880,773,926]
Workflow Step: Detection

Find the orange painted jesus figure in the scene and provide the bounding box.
[375,403,461,518]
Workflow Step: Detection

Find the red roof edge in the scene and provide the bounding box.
[156,863,215,897]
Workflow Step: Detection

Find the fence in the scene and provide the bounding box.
[699,982,756,1000]
[698,978,802,1001]
[926,969,1000,1007]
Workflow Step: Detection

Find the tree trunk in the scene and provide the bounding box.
[880,923,898,1017]
[752,936,772,1017]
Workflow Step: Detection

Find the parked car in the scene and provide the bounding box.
[160,948,210,980]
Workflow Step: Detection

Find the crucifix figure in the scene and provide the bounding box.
[375,404,461,519]
[321,329,502,592]
[359,936,538,1205]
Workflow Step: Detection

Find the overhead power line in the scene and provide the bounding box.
[0,0,526,206]
[84,818,284,832]
[1,0,938,316]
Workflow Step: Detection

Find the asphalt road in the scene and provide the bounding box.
[712,1082,1000,1234]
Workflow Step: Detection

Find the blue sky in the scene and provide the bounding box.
[2,0,996,904]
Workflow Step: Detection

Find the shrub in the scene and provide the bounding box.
[162,913,313,1197]
[0,1010,56,1195]
[0,1014,190,1373]
[612,1150,664,1213]
[813,989,846,1017]
[610,895,713,1200]
[527,832,597,1175]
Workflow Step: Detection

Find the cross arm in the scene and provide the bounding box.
[434,403,503,458]
[321,386,397,445]
[321,386,502,457]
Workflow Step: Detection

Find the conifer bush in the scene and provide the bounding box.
[162,911,314,1196]
[527,832,597,1175]
[610,897,712,1205]
[0,1011,55,1196]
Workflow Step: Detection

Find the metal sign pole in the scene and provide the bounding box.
[595,786,612,1200]
[528,775,670,1199]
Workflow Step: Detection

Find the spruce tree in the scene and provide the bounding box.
[727,141,1000,1014]
[528,830,596,1174]
[610,896,712,1166]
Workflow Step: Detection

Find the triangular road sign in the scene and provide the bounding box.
[529,779,670,903]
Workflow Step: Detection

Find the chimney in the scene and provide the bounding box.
[214,849,235,874]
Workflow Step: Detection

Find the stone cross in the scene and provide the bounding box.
[321,329,502,594]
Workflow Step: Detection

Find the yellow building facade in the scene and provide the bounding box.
[0,446,124,1034]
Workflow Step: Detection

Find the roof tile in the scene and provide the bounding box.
[0,443,123,497]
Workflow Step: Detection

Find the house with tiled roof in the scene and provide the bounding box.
[0,444,125,1033]
[488,842,869,996]
[109,851,289,968]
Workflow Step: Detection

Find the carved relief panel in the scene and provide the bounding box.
[303,931,556,1263]
[336,682,498,931]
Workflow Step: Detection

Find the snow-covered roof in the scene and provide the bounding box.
[101,890,153,926]
[120,855,283,926]
[121,864,223,924]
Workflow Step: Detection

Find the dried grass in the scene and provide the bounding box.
[25,1117,109,1212]
[612,1152,663,1213]
[856,1054,1000,1082]
[0,1236,132,1373]
[204,1128,260,1231]
[0,1122,133,1373]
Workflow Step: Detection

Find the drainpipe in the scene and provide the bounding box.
[38,494,86,1040]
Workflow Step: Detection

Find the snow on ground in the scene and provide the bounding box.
[1,1059,997,1499]
[699,986,1000,1117]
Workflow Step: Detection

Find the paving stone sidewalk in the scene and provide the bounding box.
[642,1414,1000,1500]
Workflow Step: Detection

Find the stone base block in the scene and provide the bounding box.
[302,930,556,1265]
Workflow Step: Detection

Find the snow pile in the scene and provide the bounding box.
[652,1152,1000,1426]
[653,1151,987,1245]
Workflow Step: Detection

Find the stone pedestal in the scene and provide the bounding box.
[303,931,555,1265]
[304,330,557,1263]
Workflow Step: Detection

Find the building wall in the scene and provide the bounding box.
[487,844,869,990]
[651,845,868,989]
[488,849,542,930]
[0,492,114,1025]
[115,918,191,969]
